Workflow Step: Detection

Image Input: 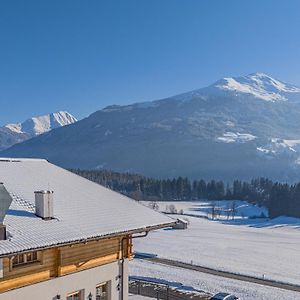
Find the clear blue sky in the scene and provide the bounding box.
[1,0,300,125]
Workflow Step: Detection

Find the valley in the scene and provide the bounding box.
[130,202,300,299]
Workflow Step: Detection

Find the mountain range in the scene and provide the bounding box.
[3,73,300,182]
[0,111,77,151]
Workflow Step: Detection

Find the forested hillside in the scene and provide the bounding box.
[6,73,300,183]
[71,169,300,218]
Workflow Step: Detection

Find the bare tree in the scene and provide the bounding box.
[226,202,231,220]
[214,206,220,220]
[148,201,159,211]
[215,202,223,220]
[165,205,169,213]
[211,202,216,220]
[231,201,238,220]
[169,204,177,214]
[129,190,143,201]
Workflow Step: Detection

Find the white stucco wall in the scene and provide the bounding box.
[0,260,129,300]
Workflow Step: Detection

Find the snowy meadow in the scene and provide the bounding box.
[130,201,300,298]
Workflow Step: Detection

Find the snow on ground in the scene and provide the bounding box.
[282,139,300,148]
[257,138,300,156]
[5,123,23,133]
[130,259,300,300]
[215,73,300,102]
[143,200,268,219]
[132,212,300,285]
[217,132,256,143]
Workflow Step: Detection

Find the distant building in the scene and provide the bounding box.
[172,218,188,230]
[0,158,174,300]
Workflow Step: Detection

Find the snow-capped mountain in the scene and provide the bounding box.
[3,73,300,182]
[211,72,300,102]
[0,111,77,150]
[7,111,77,136]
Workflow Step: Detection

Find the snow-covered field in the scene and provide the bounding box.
[131,206,300,286]
[130,259,300,300]
[142,200,268,219]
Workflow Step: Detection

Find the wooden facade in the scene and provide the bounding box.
[0,235,133,293]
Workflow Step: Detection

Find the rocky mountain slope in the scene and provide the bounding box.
[3,73,300,182]
[0,111,77,150]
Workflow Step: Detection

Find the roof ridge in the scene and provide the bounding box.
[0,158,48,163]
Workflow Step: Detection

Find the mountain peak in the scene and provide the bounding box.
[213,72,300,102]
[0,111,77,151]
[5,111,77,136]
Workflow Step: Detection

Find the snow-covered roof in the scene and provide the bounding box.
[176,218,188,224]
[0,158,174,256]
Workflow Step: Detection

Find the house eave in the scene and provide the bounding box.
[0,221,175,258]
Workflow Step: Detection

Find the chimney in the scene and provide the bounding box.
[35,190,54,220]
[0,183,12,240]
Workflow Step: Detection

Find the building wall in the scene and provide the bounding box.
[0,259,129,300]
[172,222,188,229]
[0,259,3,278]
[0,236,132,293]
[59,237,126,276]
[0,248,58,292]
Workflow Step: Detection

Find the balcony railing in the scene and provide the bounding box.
[129,276,210,300]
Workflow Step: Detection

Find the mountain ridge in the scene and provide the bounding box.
[0,111,77,150]
[2,73,300,182]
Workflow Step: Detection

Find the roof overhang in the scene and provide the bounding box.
[0,221,176,258]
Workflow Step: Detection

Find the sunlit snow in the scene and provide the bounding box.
[216,72,300,101]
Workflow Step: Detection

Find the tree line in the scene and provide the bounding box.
[71,169,300,219]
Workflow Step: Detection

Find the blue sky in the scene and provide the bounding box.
[1,0,300,124]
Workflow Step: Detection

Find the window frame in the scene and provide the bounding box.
[10,251,41,269]
[66,290,84,300]
[96,281,110,300]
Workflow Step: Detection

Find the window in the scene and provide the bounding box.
[26,251,37,263]
[96,282,109,300]
[11,251,40,268]
[67,290,83,300]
